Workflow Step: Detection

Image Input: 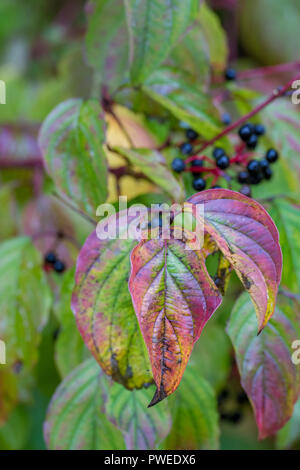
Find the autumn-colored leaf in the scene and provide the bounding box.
[72,211,152,389]
[227,293,300,439]
[129,230,222,406]
[188,189,282,331]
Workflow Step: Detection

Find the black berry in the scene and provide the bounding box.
[260,159,269,171]
[172,158,185,173]
[247,159,261,175]
[44,252,56,264]
[221,112,231,125]
[53,260,66,273]
[254,124,265,136]
[238,124,253,142]
[249,173,263,185]
[193,177,206,191]
[238,170,249,184]
[218,388,229,405]
[216,155,230,169]
[180,142,193,155]
[266,148,279,163]
[212,147,225,160]
[228,411,242,424]
[186,128,198,141]
[263,166,272,180]
[236,391,248,405]
[246,133,258,149]
[212,185,222,189]
[239,185,252,197]
[225,68,236,81]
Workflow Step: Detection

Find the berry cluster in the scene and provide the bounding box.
[171,122,279,196]
[218,387,248,425]
[44,252,66,273]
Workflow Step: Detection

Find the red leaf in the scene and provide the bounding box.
[188,189,282,331]
[129,232,222,406]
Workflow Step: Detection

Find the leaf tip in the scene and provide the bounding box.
[147,387,167,408]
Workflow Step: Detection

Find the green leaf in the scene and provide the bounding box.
[269,200,300,293]
[143,68,231,148]
[85,0,129,91]
[197,2,228,72]
[72,214,153,390]
[54,268,89,378]
[113,147,184,201]
[0,237,52,369]
[103,382,171,450]
[44,359,125,450]
[191,322,231,391]
[276,399,300,449]
[227,293,300,439]
[125,0,198,84]
[38,98,108,217]
[163,361,219,450]
[0,368,17,427]
[0,185,17,241]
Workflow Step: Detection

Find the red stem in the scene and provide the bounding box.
[238,61,300,81]
[194,72,300,154]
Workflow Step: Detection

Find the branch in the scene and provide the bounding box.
[195,72,300,154]
[238,61,300,81]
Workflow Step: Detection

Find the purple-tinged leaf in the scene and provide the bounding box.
[72,211,152,389]
[188,189,282,331]
[227,293,300,439]
[129,231,222,405]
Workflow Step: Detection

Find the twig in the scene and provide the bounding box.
[279,288,300,302]
[194,72,300,154]
[53,192,97,226]
[238,61,300,81]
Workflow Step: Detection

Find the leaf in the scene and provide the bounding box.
[54,268,89,378]
[143,68,231,147]
[125,0,198,84]
[0,237,52,369]
[188,189,282,331]
[85,0,129,91]
[72,211,153,390]
[38,98,108,217]
[163,361,219,450]
[191,321,231,391]
[129,231,222,405]
[227,293,300,439]
[0,185,17,241]
[269,200,300,293]
[112,146,184,202]
[44,359,125,450]
[276,399,300,449]
[0,368,17,427]
[103,381,171,450]
[197,2,228,72]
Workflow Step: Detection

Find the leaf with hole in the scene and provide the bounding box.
[188,189,282,331]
